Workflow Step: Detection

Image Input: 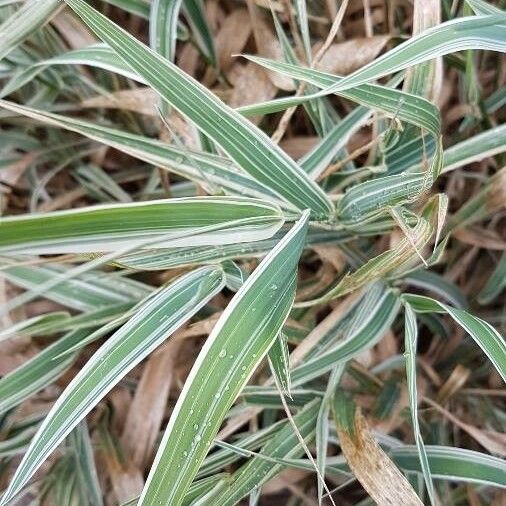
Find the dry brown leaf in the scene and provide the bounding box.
[37,188,86,212]
[279,136,319,159]
[228,63,276,124]
[177,42,200,77]
[214,9,252,72]
[336,408,424,506]
[244,1,294,91]
[491,490,506,506]
[295,263,336,300]
[101,446,144,504]
[262,468,308,494]
[312,245,346,271]
[424,397,506,457]
[487,167,506,214]
[51,9,96,49]
[314,35,389,75]
[373,329,398,363]
[81,88,159,116]
[121,339,181,470]
[436,364,471,403]
[453,228,505,251]
[404,0,442,103]
[290,292,361,368]
[0,153,36,187]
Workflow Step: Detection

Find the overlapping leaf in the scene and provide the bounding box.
[0,266,225,505]
[139,212,309,505]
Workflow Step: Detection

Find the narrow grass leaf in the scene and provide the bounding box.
[0,100,281,203]
[477,252,506,305]
[0,262,150,311]
[139,212,310,505]
[0,0,60,60]
[0,197,284,254]
[63,0,333,218]
[402,294,506,381]
[212,400,320,505]
[0,266,225,506]
[0,329,89,415]
[318,15,506,94]
[391,446,506,488]
[404,304,435,504]
[292,287,400,385]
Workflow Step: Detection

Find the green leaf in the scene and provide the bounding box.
[150,0,183,62]
[402,293,506,382]
[0,262,150,311]
[391,446,506,488]
[404,304,435,504]
[63,0,333,219]
[182,0,216,66]
[0,197,285,254]
[139,211,310,505]
[319,14,506,94]
[70,422,103,506]
[478,252,506,305]
[0,0,60,60]
[404,270,467,309]
[239,55,441,137]
[268,333,291,396]
[0,329,88,415]
[292,285,400,385]
[0,100,282,204]
[0,266,225,505]
[212,400,320,505]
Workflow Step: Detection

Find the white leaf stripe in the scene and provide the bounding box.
[320,15,506,95]
[0,266,225,506]
[391,446,506,488]
[402,294,506,382]
[140,211,310,505]
[0,197,285,254]
[64,0,334,218]
[0,100,283,205]
[404,305,435,504]
[239,55,441,136]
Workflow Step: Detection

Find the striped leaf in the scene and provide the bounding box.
[212,400,320,505]
[0,100,281,204]
[63,0,334,219]
[139,211,310,505]
[402,293,506,381]
[0,197,285,254]
[0,266,225,505]
[391,446,506,488]
[404,304,435,504]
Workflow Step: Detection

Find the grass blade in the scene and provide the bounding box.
[404,304,435,504]
[402,294,506,381]
[139,211,310,505]
[391,446,506,488]
[0,266,225,505]
[63,0,333,219]
[0,197,284,254]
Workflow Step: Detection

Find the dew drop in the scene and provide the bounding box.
[218,348,227,358]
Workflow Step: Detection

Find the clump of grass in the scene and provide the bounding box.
[0,0,504,504]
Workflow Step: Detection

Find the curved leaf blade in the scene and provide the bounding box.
[0,266,225,506]
[0,197,284,254]
[139,211,310,505]
[63,0,333,219]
